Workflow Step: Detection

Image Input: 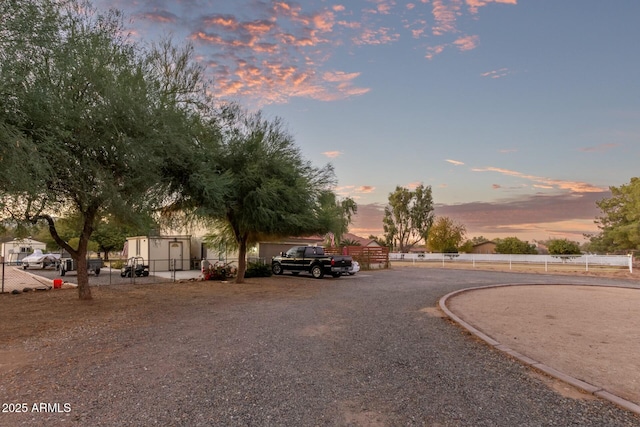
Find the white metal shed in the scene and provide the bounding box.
[125,235,191,271]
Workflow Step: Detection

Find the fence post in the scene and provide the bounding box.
[585,255,589,272]
[1,262,4,293]
[509,255,512,270]
[172,259,176,282]
[629,254,633,274]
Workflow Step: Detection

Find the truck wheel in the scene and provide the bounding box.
[61,269,66,277]
[272,262,283,275]
[310,265,324,279]
[95,268,101,276]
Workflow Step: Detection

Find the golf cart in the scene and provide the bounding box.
[120,257,149,278]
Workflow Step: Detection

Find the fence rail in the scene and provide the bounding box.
[390,252,633,272]
[325,246,390,269]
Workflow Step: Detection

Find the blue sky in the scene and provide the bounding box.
[93,0,639,242]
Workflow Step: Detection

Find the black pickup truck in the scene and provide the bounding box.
[272,246,352,279]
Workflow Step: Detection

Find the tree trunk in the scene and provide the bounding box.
[75,256,92,300]
[235,237,247,284]
[74,213,96,300]
[37,213,93,300]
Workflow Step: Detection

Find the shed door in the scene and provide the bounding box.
[169,242,183,270]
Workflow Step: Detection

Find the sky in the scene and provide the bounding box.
[93,0,640,243]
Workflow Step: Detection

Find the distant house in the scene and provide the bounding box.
[535,242,549,255]
[470,241,497,254]
[339,232,381,247]
[1,238,47,264]
[256,236,325,262]
[256,233,381,262]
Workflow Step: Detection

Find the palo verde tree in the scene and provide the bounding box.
[383,184,435,252]
[0,1,212,299]
[194,105,337,283]
[588,177,640,253]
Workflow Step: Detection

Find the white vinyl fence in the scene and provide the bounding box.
[390,253,633,273]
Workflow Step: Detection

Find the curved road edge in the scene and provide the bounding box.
[439,283,640,416]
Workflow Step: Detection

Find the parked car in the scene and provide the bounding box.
[346,260,360,275]
[272,246,352,279]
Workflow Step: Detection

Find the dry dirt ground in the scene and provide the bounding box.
[2,263,640,425]
[1,262,637,348]
[446,285,640,407]
[0,276,319,352]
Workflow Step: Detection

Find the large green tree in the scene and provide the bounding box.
[0,1,212,299]
[494,237,537,254]
[427,216,466,253]
[546,238,582,256]
[192,106,337,283]
[315,191,357,247]
[588,177,640,253]
[383,184,435,252]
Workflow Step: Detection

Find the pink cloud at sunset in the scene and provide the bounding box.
[481,68,511,79]
[472,167,606,193]
[94,0,518,105]
[446,159,465,166]
[579,143,620,152]
[322,151,343,158]
[431,0,461,36]
[350,190,607,242]
[466,0,518,14]
[453,35,479,51]
[334,185,377,199]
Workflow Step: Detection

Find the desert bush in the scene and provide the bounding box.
[244,262,272,278]
[109,260,125,269]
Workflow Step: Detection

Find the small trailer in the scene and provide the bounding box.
[59,257,104,276]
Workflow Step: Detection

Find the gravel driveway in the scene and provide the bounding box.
[1,267,639,426]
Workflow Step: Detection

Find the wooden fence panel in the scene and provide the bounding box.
[325,246,389,269]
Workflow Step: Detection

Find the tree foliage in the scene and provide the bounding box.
[494,237,537,254]
[315,191,357,247]
[383,184,434,252]
[588,177,640,253]
[0,0,213,299]
[183,106,337,283]
[339,238,361,247]
[427,216,466,253]
[547,238,582,256]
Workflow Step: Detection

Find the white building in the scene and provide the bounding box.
[1,238,47,264]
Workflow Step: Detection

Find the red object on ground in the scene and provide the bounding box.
[53,278,63,289]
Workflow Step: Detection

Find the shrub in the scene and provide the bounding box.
[109,260,124,269]
[244,261,272,278]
